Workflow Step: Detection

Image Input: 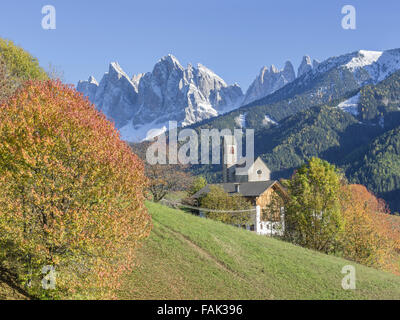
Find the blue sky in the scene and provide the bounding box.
[1,0,399,90]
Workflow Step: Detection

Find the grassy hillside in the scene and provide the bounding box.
[119,202,400,300]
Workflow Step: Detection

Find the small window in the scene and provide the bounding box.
[257,169,262,175]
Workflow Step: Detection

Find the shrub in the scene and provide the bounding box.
[189,176,207,196]
[0,80,151,299]
[200,186,252,225]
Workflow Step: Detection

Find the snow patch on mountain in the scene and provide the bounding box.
[119,119,168,142]
[263,115,278,126]
[379,115,385,128]
[337,94,360,116]
[345,50,383,71]
[235,114,247,128]
[364,49,400,83]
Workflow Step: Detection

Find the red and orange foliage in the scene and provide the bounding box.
[0,80,152,299]
[340,184,400,274]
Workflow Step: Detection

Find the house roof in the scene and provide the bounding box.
[192,180,277,199]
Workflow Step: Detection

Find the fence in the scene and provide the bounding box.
[160,199,284,236]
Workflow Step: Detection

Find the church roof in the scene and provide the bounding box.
[192,180,277,199]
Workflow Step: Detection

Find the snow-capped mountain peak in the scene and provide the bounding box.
[307,48,400,85]
[77,56,244,142]
[345,50,383,71]
[87,75,98,85]
[197,63,227,86]
[243,61,296,105]
[344,49,400,83]
[77,49,400,143]
[160,53,182,67]
[107,62,137,90]
[109,61,128,77]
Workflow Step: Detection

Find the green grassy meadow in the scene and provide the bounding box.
[119,202,400,300]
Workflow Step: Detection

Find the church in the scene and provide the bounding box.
[192,135,287,236]
[222,135,271,183]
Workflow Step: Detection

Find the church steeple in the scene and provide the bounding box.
[222,135,237,183]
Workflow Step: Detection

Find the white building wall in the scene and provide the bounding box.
[255,205,284,236]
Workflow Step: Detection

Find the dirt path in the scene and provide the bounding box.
[159,222,246,280]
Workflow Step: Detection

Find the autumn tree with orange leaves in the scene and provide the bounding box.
[0,80,151,299]
[340,184,400,274]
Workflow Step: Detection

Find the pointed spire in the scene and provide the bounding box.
[270,65,278,73]
[298,55,313,77]
[159,54,183,69]
[88,76,98,85]
[283,61,296,81]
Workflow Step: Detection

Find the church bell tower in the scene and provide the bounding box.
[222,135,237,183]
